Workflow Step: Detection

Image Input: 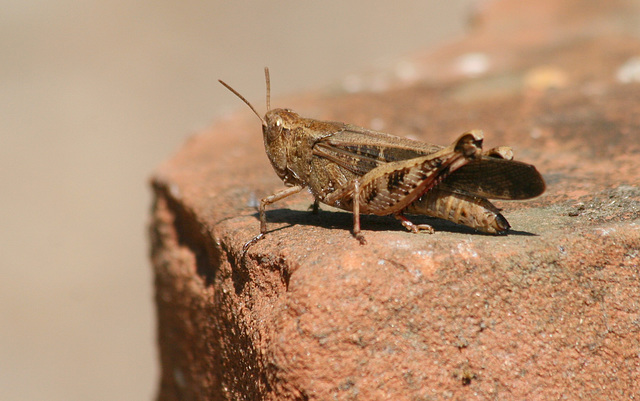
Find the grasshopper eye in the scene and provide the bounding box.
[266,116,284,142]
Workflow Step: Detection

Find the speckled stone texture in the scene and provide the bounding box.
[149,0,640,399]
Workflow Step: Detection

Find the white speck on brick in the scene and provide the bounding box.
[456,52,490,77]
[616,56,640,83]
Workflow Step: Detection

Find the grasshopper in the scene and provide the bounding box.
[219,68,545,249]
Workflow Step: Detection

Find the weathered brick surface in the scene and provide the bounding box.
[150,0,640,399]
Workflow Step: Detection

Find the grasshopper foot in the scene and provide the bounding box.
[395,214,435,234]
[308,199,320,214]
[354,232,367,245]
[242,233,265,255]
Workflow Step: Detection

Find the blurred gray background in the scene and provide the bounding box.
[0,1,473,399]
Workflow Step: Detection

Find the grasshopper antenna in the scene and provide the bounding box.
[218,77,267,127]
[264,67,271,112]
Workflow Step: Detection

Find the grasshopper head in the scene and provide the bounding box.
[263,108,300,140]
[218,69,304,185]
[262,108,301,182]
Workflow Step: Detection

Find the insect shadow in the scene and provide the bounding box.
[252,207,537,237]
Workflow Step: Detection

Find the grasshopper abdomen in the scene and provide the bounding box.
[406,188,510,234]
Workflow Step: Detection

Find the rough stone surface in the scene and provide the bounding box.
[150,0,640,399]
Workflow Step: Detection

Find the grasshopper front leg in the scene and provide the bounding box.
[243,185,305,252]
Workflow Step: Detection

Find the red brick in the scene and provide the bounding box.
[150,1,640,399]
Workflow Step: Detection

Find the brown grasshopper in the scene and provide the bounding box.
[219,68,545,249]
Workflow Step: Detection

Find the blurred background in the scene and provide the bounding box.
[0,1,474,399]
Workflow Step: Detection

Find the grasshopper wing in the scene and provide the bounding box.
[312,125,440,176]
[442,157,546,200]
